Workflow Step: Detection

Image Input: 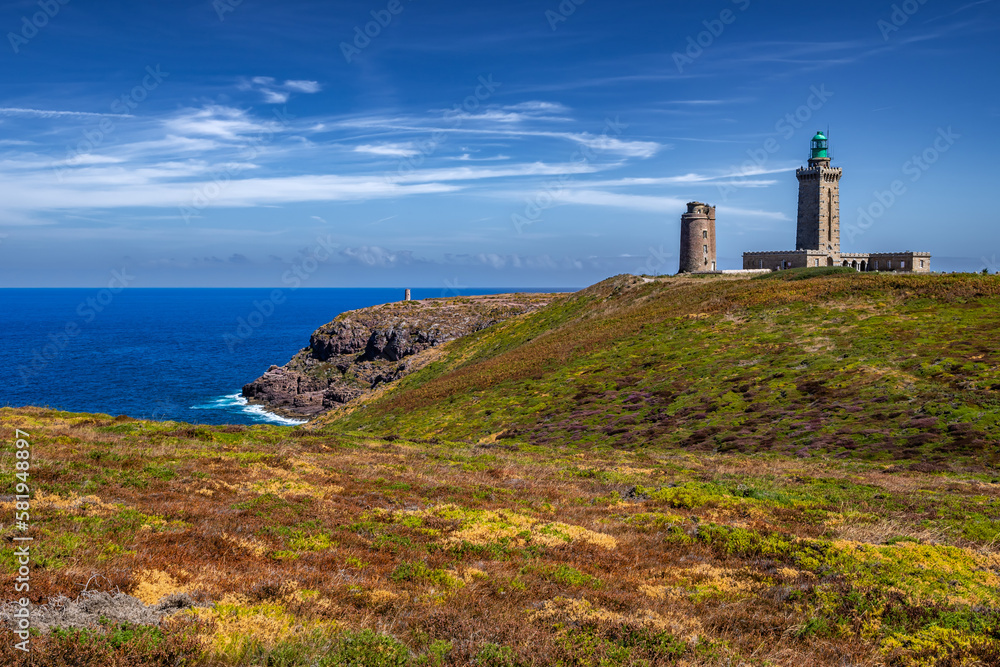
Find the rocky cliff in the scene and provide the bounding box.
[242,292,561,418]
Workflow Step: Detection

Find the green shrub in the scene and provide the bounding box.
[390,561,462,589]
[643,483,728,509]
[543,564,602,589]
[323,629,409,667]
[754,266,858,281]
[475,642,519,667]
[417,640,452,666]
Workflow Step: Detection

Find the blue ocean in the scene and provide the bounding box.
[0,288,566,426]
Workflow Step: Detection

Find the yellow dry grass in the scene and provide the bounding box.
[27,492,120,516]
[220,532,269,558]
[132,569,188,605]
[242,464,344,499]
[831,517,946,546]
[185,593,337,653]
[412,505,618,550]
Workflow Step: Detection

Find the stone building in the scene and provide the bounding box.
[677,201,717,273]
[741,132,931,272]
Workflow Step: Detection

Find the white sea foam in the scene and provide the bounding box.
[191,393,308,426]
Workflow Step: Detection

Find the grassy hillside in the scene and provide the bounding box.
[2,271,1000,666]
[318,272,1000,464]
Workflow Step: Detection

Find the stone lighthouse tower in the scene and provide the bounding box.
[743,132,930,272]
[795,131,842,257]
[678,201,716,273]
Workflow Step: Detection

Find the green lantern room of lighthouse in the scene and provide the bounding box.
[810,131,829,159]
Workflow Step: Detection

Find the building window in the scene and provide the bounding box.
[827,198,833,242]
[814,259,819,267]
[704,257,708,265]
[702,230,708,239]
[920,260,925,268]
[703,245,708,254]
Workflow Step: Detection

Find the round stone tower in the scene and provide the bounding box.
[678,201,716,273]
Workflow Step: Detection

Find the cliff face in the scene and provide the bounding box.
[242,293,560,418]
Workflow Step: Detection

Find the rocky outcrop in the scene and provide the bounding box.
[242,293,560,418]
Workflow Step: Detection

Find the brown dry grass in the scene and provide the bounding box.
[3,405,999,665]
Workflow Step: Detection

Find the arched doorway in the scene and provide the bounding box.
[827,256,834,266]
[860,260,867,272]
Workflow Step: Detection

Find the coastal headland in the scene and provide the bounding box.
[3,270,1000,665]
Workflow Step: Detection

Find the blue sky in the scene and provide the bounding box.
[0,0,997,287]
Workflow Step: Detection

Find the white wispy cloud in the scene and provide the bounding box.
[498,187,789,220]
[334,111,663,158]
[446,101,572,123]
[581,175,779,188]
[923,0,993,23]
[569,133,660,157]
[60,154,126,166]
[511,71,696,95]
[543,189,689,213]
[0,101,659,214]
[667,99,741,106]
[447,109,539,123]
[50,160,257,187]
[388,161,604,183]
[0,154,612,210]
[284,80,322,93]
[0,174,460,210]
[262,90,290,104]
[241,77,322,104]
[453,153,511,161]
[574,166,797,189]
[134,134,224,153]
[164,105,278,140]
[328,101,670,158]
[0,107,133,118]
[504,101,569,113]
[354,142,420,158]
[721,165,799,178]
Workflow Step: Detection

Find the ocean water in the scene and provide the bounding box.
[0,288,566,426]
